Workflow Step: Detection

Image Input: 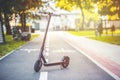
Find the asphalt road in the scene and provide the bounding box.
[0,31,115,80]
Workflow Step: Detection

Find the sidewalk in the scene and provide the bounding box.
[63,32,120,79]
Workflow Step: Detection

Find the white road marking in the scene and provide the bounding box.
[64,39,120,80]
[40,46,49,80]
[52,49,76,53]
[39,72,48,80]
[39,35,49,80]
[19,49,40,53]
[20,49,40,51]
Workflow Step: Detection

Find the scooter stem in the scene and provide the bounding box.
[38,13,52,60]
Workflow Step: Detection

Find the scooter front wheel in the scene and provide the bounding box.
[34,60,42,72]
[62,56,70,68]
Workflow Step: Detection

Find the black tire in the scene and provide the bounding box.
[62,56,70,68]
[34,60,42,72]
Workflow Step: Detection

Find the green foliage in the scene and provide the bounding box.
[98,0,120,19]
[83,10,99,25]
[13,0,42,13]
[0,0,41,35]
[0,35,25,57]
[55,0,97,30]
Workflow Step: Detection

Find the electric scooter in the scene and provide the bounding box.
[34,12,70,72]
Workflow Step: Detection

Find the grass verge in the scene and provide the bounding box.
[68,30,95,36]
[0,33,40,58]
[90,36,120,45]
[68,30,120,45]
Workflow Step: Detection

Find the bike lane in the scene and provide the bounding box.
[0,36,42,80]
[63,32,120,80]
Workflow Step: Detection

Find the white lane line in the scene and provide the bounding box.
[39,72,48,80]
[19,49,40,53]
[20,49,40,51]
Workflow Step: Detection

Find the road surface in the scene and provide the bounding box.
[0,31,115,80]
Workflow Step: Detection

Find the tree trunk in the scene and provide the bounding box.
[20,12,26,32]
[77,0,84,30]
[112,32,113,36]
[4,13,12,35]
[0,12,6,43]
[80,6,84,30]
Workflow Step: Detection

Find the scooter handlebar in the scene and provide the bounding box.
[39,12,60,16]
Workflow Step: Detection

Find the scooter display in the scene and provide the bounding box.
[34,12,70,72]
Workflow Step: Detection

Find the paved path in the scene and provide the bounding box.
[0,32,120,80]
[62,31,120,79]
[0,36,42,80]
[46,32,115,80]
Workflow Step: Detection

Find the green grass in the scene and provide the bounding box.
[68,29,120,36]
[90,36,120,45]
[68,30,95,36]
[0,34,40,58]
[68,29,120,45]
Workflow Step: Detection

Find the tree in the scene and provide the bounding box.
[0,0,42,35]
[0,0,42,43]
[0,0,13,35]
[96,0,120,37]
[97,0,120,20]
[12,0,42,32]
[55,0,96,30]
[83,9,99,27]
[0,11,6,43]
[111,25,115,36]
[97,23,103,36]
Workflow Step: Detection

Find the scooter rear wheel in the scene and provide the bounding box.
[34,60,42,72]
[62,56,70,68]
